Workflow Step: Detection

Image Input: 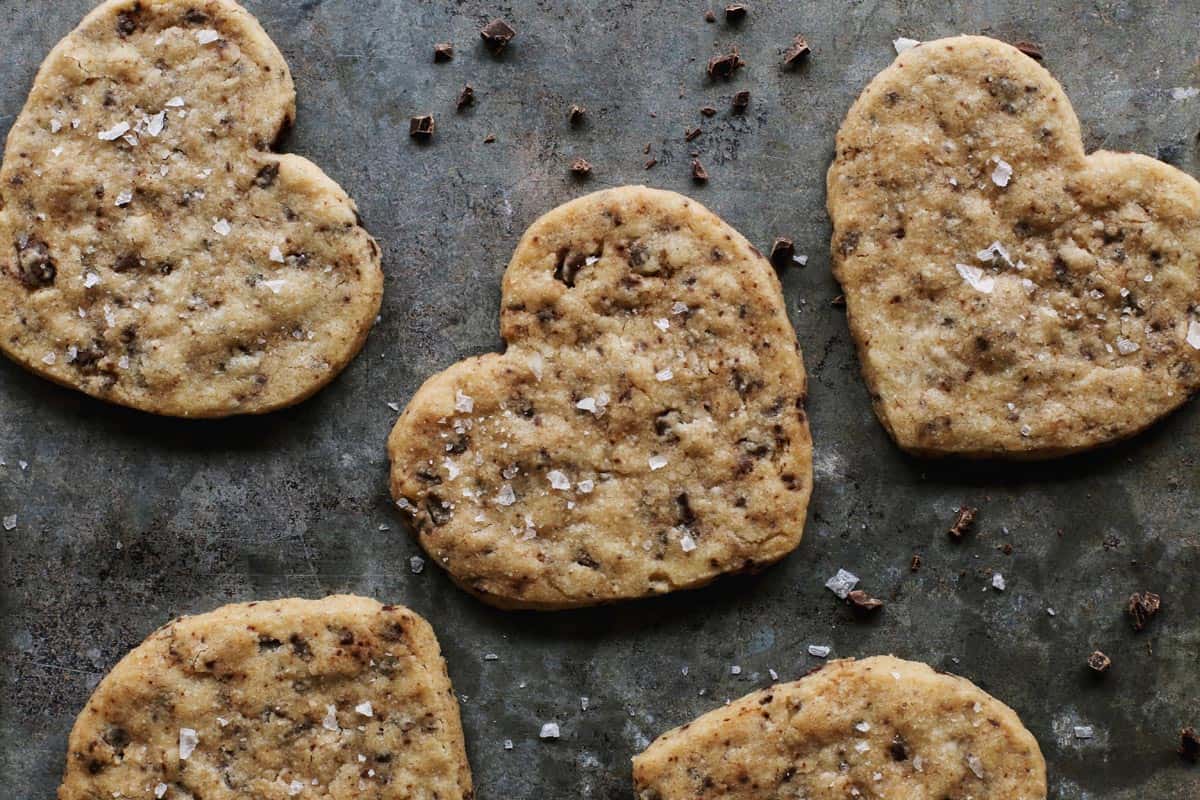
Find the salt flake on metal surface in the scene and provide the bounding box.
[825,568,859,598]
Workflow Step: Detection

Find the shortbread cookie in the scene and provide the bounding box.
[828,36,1200,457]
[633,655,1046,800]
[0,0,383,416]
[58,596,472,800]
[388,186,812,609]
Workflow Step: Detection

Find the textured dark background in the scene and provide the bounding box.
[1,1,1198,798]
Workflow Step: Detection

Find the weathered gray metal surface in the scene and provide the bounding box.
[1,1,1197,797]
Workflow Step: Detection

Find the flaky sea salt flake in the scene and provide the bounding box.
[991,158,1013,187]
[654,318,670,331]
[212,218,232,236]
[1185,320,1200,350]
[656,367,673,382]
[496,484,517,506]
[409,556,425,574]
[540,722,560,739]
[1116,337,1140,355]
[454,389,474,413]
[808,645,831,658]
[893,37,921,54]
[196,29,220,44]
[648,454,668,471]
[178,728,198,760]
[322,705,339,731]
[825,568,859,598]
[547,470,571,490]
[115,190,133,207]
[98,121,130,141]
[680,533,697,552]
[2,515,16,531]
[991,573,1006,591]
[355,701,373,718]
[956,263,995,294]
[154,784,168,799]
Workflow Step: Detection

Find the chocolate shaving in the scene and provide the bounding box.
[831,294,846,308]
[948,506,977,540]
[433,42,454,62]
[409,115,435,140]
[889,736,909,761]
[724,4,747,22]
[480,18,516,54]
[483,133,495,143]
[769,237,795,269]
[570,158,592,177]
[1012,41,1044,61]
[847,589,884,613]
[706,49,745,80]
[700,106,718,117]
[909,553,922,572]
[732,89,750,113]
[568,105,586,125]
[783,34,811,68]
[1086,650,1111,673]
[456,85,475,111]
[1181,728,1200,763]
[685,127,701,142]
[1127,591,1161,631]
[704,9,716,22]
[644,158,657,170]
[691,159,709,182]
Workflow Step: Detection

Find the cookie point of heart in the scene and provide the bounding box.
[0,0,383,417]
[388,185,813,610]
[828,35,1200,458]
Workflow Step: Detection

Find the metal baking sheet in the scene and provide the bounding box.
[1,1,1197,797]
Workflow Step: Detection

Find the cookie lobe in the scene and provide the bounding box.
[388,186,813,609]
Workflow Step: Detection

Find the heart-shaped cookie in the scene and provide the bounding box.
[0,0,383,416]
[388,186,812,609]
[633,655,1046,799]
[828,36,1200,457]
[58,596,473,800]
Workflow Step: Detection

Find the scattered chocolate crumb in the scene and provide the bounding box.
[732,89,750,113]
[700,105,718,117]
[704,9,716,23]
[1181,728,1200,763]
[1012,40,1044,61]
[1087,650,1111,673]
[691,159,709,182]
[831,294,846,308]
[706,49,745,80]
[570,157,592,177]
[783,34,811,68]
[483,134,496,143]
[409,115,435,140]
[1103,534,1121,551]
[456,85,475,111]
[433,42,454,62]
[568,104,587,126]
[909,553,922,572]
[847,589,884,613]
[1127,591,1161,631]
[1001,542,1013,555]
[480,19,516,54]
[948,506,977,540]
[644,158,658,170]
[685,127,701,142]
[724,4,747,22]
[769,237,795,270]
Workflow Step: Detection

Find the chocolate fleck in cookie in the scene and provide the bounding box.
[0,0,383,417]
[58,596,472,800]
[388,186,812,609]
[828,36,1200,458]
[633,655,1046,800]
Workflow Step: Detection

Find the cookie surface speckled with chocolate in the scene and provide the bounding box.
[388,186,812,609]
[0,0,383,417]
[828,36,1200,457]
[58,595,472,800]
[633,655,1046,800]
